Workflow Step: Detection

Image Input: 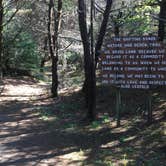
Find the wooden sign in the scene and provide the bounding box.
[100,36,166,89]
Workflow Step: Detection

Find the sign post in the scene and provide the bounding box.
[116,87,121,127]
[147,89,152,124]
[100,36,166,124]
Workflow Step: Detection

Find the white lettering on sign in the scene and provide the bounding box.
[101,36,166,89]
[144,75,157,78]
[149,43,161,47]
[140,55,164,59]
[131,85,149,89]
[134,43,147,47]
[125,67,148,71]
[158,67,166,71]
[142,36,156,41]
[110,74,125,78]
[110,55,121,59]
[124,43,133,47]
[138,50,157,54]
[107,43,122,48]
[140,61,152,65]
[125,50,137,54]
[112,50,124,54]
[134,74,143,78]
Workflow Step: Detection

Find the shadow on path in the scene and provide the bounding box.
[0,78,165,166]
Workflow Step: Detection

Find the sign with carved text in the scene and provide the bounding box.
[100,36,166,89]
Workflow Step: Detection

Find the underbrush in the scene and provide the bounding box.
[36,84,165,165]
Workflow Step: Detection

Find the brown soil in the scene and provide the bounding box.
[0,77,165,166]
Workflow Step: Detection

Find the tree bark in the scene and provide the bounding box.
[158,0,166,41]
[48,0,62,97]
[79,0,113,120]
[95,0,112,67]
[78,0,96,120]
[0,0,3,79]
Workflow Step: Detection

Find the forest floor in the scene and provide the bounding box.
[0,77,165,166]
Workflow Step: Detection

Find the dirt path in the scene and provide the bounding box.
[0,77,165,166]
[0,78,84,166]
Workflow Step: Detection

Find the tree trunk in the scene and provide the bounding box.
[0,0,3,79]
[158,0,166,41]
[51,55,58,97]
[95,0,112,68]
[79,0,113,120]
[48,0,62,97]
[78,0,96,121]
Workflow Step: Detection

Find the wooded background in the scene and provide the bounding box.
[0,0,165,120]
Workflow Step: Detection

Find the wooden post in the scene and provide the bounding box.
[116,88,121,127]
[147,89,152,124]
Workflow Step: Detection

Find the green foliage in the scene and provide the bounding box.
[110,0,160,36]
[101,115,110,123]
[37,107,58,121]
[3,29,41,72]
[62,0,76,11]
[64,51,82,65]
[125,4,159,35]
[119,136,126,143]
[91,121,101,128]
[90,115,111,129]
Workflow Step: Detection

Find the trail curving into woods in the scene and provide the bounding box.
[0,77,165,166]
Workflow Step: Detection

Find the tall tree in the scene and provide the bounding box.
[78,0,96,120]
[78,0,112,121]
[158,0,166,41]
[48,0,62,97]
[0,0,3,78]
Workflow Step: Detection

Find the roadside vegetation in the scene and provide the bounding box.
[0,0,165,165]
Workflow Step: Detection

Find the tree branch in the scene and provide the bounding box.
[95,0,113,67]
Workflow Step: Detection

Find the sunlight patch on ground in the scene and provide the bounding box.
[59,87,81,95]
[0,82,48,101]
[0,78,165,165]
[37,149,87,166]
[123,135,137,142]
[0,147,26,163]
[101,140,120,148]
[111,126,129,134]
[2,84,44,95]
[58,150,87,165]
[39,115,57,122]
[61,151,87,160]
[159,102,166,108]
